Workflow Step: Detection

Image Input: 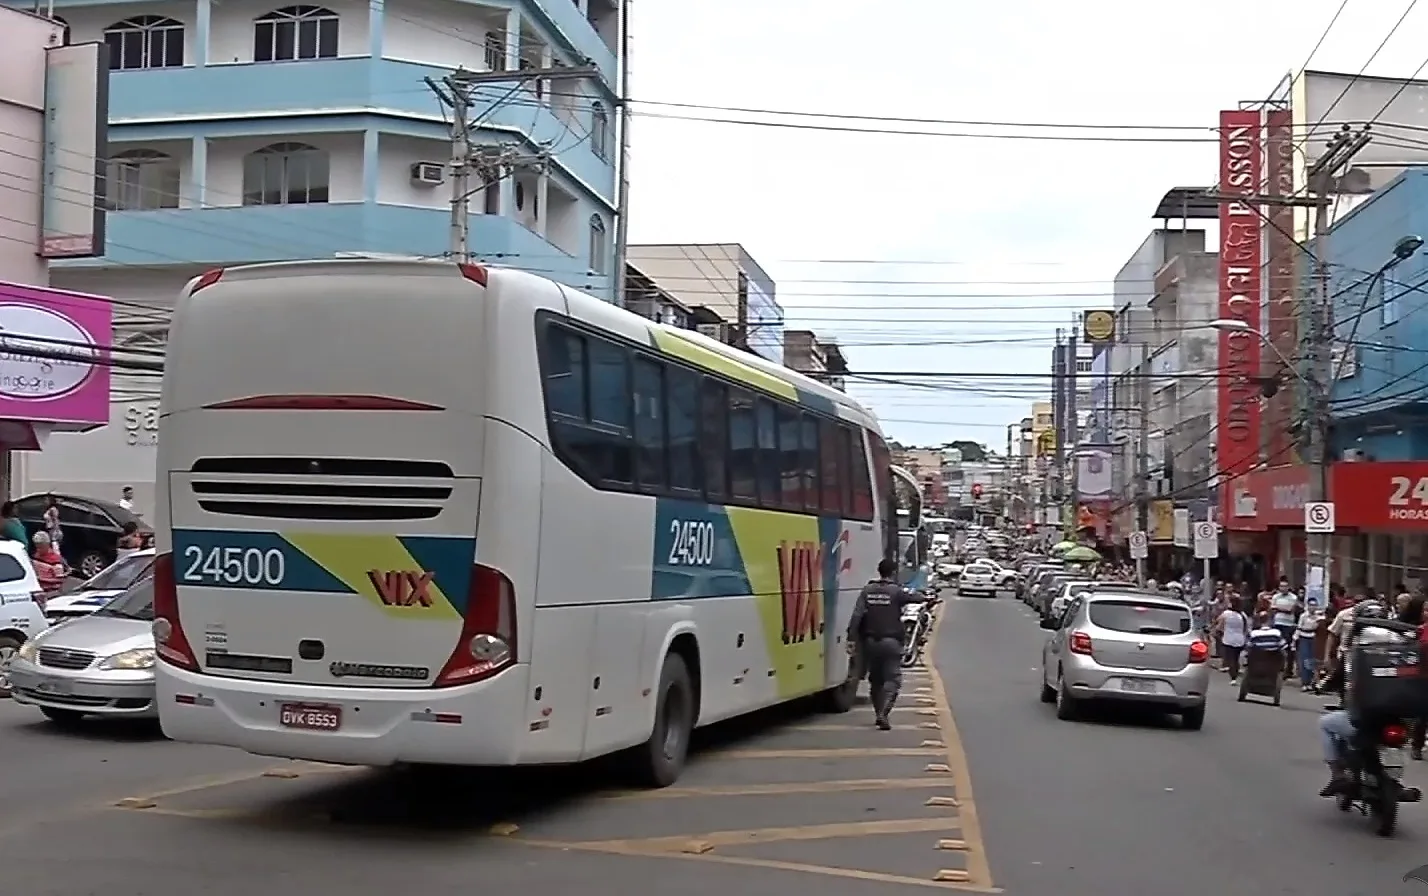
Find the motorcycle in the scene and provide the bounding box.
[901,596,936,668]
[1331,720,1422,837]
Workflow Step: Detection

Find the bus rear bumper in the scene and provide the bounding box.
[156,663,530,767]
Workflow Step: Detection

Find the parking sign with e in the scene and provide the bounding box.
[1304,501,1336,533]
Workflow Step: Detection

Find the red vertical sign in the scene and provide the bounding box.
[1217,109,1264,519]
[1262,109,1297,467]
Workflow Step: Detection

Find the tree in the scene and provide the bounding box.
[942,440,986,462]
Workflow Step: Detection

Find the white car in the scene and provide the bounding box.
[958,562,1003,597]
[43,549,156,622]
[968,560,1017,586]
[0,541,53,694]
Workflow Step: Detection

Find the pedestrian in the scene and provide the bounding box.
[1213,595,1252,684]
[118,485,135,513]
[1294,597,1325,692]
[846,557,923,730]
[116,521,143,559]
[42,494,61,549]
[30,531,67,605]
[0,501,26,545]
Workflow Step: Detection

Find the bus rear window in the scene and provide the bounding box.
[1089,601,1191,635]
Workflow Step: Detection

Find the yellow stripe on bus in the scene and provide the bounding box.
[649,328,799,401]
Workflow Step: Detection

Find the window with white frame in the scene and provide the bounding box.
[104,16,185,70]
[1383,269,1402,326]
[242,142,330,206]
[591,101,609,160]
[483,32,504,70]
[589,215,607,273]
[107,149,181,211]
[254,6,338,62]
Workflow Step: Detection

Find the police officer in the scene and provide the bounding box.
[846,558,924,730]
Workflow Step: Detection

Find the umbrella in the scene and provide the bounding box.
[1061,545,1102,563]
[1050,541,1077,554]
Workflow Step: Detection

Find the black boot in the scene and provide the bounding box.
[1319,762,1349,797]
[876,717,892,731]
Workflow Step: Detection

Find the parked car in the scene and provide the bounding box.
[12,493,153,579]
[1047,580,1142,621]
[10,577,157,724]
[958,561,1003,597]
[0,541,52,696]
[43,549,156,622]
[1039,590,1209,729]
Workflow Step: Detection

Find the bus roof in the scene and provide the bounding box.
[186,259,884,435]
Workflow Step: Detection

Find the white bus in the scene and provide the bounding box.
[153,260,898,785]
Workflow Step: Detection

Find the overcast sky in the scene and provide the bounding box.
[623,0,1425,449]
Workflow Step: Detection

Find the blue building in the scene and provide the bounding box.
[28,0,621,303]
[1323,168,1428,460]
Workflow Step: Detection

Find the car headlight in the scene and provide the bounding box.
[16,640,37,663]
[98,648,156,671]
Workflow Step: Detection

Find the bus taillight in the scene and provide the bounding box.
[434,564,517,687]
[152,552,199,671]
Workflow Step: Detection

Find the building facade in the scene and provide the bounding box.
[31,0,621,302]
[625,243,784,364]
[782,329,847,391]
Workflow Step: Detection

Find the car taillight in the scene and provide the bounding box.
[1383,723,1410,748]
[191,268,224,293]
[1188,640,1209,664]
[1069,631,1092,655]
[434,564,517,687]
[151,552,199,671]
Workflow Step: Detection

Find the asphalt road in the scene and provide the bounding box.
[2,587,1423,896]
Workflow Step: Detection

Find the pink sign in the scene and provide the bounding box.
[0,281,112,430]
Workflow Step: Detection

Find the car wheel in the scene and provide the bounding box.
[1181,703,1206,731]
[626,652,694,788]
[40,707,85,726]
[1054,672,1079,720]
[0,634,21,697]
[79,551,109,579]
[1039,673,1056,704]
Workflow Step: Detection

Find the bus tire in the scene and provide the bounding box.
[629,652,694,788]
[817,656,860,713]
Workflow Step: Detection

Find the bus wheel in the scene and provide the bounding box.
[629,653,694,788]
[817,656,860,713]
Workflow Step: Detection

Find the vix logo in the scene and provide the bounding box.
[366,569,435,607]
[777,540,824,645]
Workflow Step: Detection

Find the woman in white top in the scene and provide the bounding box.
[1214,596,1252,684]
[1294,601,1325,691]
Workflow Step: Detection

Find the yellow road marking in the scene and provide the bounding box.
[569,816,961,852]
[711,747,943,760]
[924,610,996,889]
[779,722,920,731]
[521,840,1002,893]
[599,777,955,799]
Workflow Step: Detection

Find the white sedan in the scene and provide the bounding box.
[958,562,1007,597]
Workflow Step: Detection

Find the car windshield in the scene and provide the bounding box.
[94,579,155,621]
[78,553,152,592]
[1089,600,1191,635]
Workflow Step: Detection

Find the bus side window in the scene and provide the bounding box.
[667,366,702,498]
[818,419,844,516]
[700,379,729,501]
[800,414,821,514]
[633,355,666,493]
[587,337,633,486]
[754,397,780,506]
[848,427,874,521]
[542,326,587,419]
[727,388,758,502]
[777,405,802,511]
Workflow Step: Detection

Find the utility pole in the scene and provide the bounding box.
[611,0,633,308]
[1204,124,1370,596]
[1136,353,1151,586]
[1052,328,1066,516]
[1066,324,1080,538]
[427,64,601,264]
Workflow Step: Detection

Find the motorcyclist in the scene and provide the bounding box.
[1318,600,1393,796]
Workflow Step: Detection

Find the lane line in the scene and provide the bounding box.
[597,777,955,799]
[518,839,1004,893]
[924,609,996,889]
[709,747,943,760]
[565,816,963,851]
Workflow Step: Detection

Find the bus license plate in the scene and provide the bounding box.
[280,703,342,731]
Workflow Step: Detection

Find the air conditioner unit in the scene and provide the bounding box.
[410,162,445,186]
[696,322,728,342]
[1342,447,1369,462]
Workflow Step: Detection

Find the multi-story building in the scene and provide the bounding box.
[36,0,621,305]
[625,261,693,330]
[1145,249,1218,506]
[783,329,848,391]
[625,243,783,364]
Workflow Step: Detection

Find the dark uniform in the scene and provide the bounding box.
[847,577,922,727]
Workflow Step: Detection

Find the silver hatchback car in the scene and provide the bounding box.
[1039,591,1210,730]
